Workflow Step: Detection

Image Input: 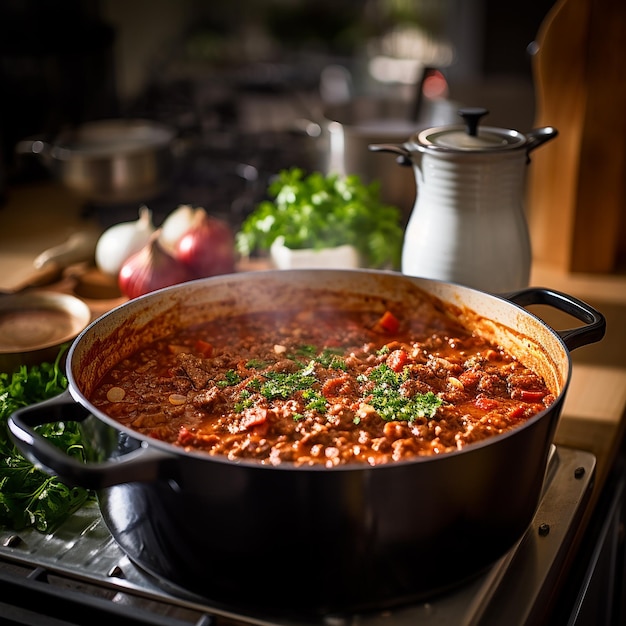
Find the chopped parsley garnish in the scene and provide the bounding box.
[315,348,347,370]
[234,389,254,413]
[291,344,317,359]
[234,346,442,424]
[361,364,443,422]
[246,359,269,369]
[217,369,243,388]
[239,353,333,415]
[288,345,346,370]
[301,389,327,413]
[260,369,318,401]
[246,378,262,392]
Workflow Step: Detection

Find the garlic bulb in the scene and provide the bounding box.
[95,206,156,276]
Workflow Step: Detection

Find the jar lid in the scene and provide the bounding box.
[412,107,527,152]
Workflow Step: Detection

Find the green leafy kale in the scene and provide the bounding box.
[0,347,94,532]
[235,168,403,269]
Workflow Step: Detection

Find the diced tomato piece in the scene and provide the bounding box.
[386,349,409,373]
[519,389,546,402]
[508,405,526,420]
[377,310,400,334]
[475,396,499,411]
[240,407,268,430]
[252,422,270,437]
[177,426,195,445]
[459,370,481,389]
[194,339,213,357]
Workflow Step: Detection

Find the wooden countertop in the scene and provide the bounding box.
[2,181,626,495]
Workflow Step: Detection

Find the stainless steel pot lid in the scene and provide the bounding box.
[51,119,176,158]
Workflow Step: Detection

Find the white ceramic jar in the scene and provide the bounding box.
[371,108,557,293]
[402,148,532,293]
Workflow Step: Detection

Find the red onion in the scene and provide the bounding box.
[118,230,194,299]
[175,209,236,279]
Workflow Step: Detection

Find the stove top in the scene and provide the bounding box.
[0,446,594,626]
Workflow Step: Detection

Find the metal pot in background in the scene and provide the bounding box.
[299,95,458,224]
[16,119,177,204]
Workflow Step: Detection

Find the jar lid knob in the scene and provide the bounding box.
[458,107,489,136]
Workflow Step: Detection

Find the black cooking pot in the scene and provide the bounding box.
[8,270,605,616]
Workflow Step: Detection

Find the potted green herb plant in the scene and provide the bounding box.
[235,168,403,269]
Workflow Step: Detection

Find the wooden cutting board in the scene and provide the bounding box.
[527,0,626,273]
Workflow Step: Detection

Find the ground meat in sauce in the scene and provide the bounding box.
[89,307,555,467]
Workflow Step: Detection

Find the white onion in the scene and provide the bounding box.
[95,206,155,276]
[159,204,196,251]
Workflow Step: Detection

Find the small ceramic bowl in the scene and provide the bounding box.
[270,241,361,270]
[0,291,92,373]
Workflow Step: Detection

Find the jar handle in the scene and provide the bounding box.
[368,143,413,167]
[526,126,559,154]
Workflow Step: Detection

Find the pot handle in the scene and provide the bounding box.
[15,138,51,157]
[503,287,606,351]
[7,389,177,490]
[368,143,413,167]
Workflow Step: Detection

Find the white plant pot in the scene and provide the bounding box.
[269,241,360,270]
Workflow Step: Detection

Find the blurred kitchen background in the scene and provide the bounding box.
[0,0,552,211]
[1,0,624,285]
[0,0,553,136]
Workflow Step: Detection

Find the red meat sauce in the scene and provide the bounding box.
[89,307,555,467]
